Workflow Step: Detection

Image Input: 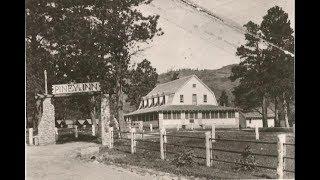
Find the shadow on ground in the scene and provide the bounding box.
[56,134,100,144]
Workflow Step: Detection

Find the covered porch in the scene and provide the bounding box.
[124,105,240,129]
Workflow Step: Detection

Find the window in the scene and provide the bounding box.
[163,113,167,119]
[220,111,227,118]
[193,84,196,88]
[185,112,189,119]
[211,112,218,119]
[190,119,194,123]
[203,94,207,103]
[162,96,166,105]
[202,112,205,119]
[157,97,160,105]
[167,112,171,119]
[190,112,194,118]
[192,94,197,105]
[177,113,181,119]
[205,112,210,119]
[190,112,198,119]
[146,100,149,107]
[180,95,184,103]
[228,111,235,118]
[173,112,177,119]
[152,98,155,106]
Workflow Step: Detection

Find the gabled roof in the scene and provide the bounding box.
[145,75,194,98]
[125,105,239,116]
[244,108,275,118]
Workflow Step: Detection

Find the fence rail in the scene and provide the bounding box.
[210,147,278,158]
[165,142,206,150]
[164,134,204,140]
[111,127,294,179]
[136,146,159,152]
[210,158,278,170]
[210,138,277,145]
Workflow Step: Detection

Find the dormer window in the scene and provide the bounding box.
[192,84,196,88]
[180,95,184,103]
[161,95,165,105]
[203,94,207,103]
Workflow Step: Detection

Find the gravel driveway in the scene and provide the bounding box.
[26,142,181,180]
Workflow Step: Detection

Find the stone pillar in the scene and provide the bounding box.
[38,97,56,145]
[100,94,111,146]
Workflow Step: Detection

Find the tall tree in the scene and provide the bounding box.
[230,20,269,127]
[26,0,162,131]
[170,71,179,81]
[126,59,158,109]
[219,90,229,106]
[260,6,294,127]
[26,0,60,128]
[230,6,294,127]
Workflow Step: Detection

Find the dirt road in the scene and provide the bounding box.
[26,142,182,180]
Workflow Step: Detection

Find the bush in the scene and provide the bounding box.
[260,127,293,133]
[172,149,196,167]
[234,145,257,172]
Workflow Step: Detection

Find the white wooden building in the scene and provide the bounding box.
[239,108,275,128]
[124,75,240,129]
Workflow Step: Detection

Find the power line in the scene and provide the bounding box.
[177,0,294,57]
[150,2,237,56]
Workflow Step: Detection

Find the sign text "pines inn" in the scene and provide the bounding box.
[52,82,100,95]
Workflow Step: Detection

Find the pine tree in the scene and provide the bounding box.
[126,59,158,109]
[219,91,229,107]
[171,72,179,81]
[230,6,294,127]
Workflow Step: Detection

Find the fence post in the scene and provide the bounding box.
[163,129,167,143]
[150,124,153,132]
[130,128,136,154]
[54,127,58,135]
[205,131,212,167]
[139,121,143,131]
[160,128,165,160]
[28,128,33,146]
[211,124,216,142]
[255,126,259,140]
[110,127,114,149]
[176,124,180,131]
[277,134,286,179]
[293,123,295,134]
[75,125,78,138]
[92,124,96,136]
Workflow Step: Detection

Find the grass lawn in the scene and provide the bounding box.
[77,128,295,179]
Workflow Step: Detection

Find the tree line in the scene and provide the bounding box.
[26,0,160,131]
[230,6,294,127]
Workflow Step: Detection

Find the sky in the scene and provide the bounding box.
[132,0,295,74]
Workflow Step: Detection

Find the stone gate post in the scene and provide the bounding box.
[38,96,56,145]
[100,94,111,146]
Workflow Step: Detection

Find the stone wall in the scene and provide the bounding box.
[100,94,111,146]
[38,97,56,145]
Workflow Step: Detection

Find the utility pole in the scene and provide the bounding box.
[44,70,48,95]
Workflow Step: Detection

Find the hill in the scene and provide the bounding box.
[157,64,239,105]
